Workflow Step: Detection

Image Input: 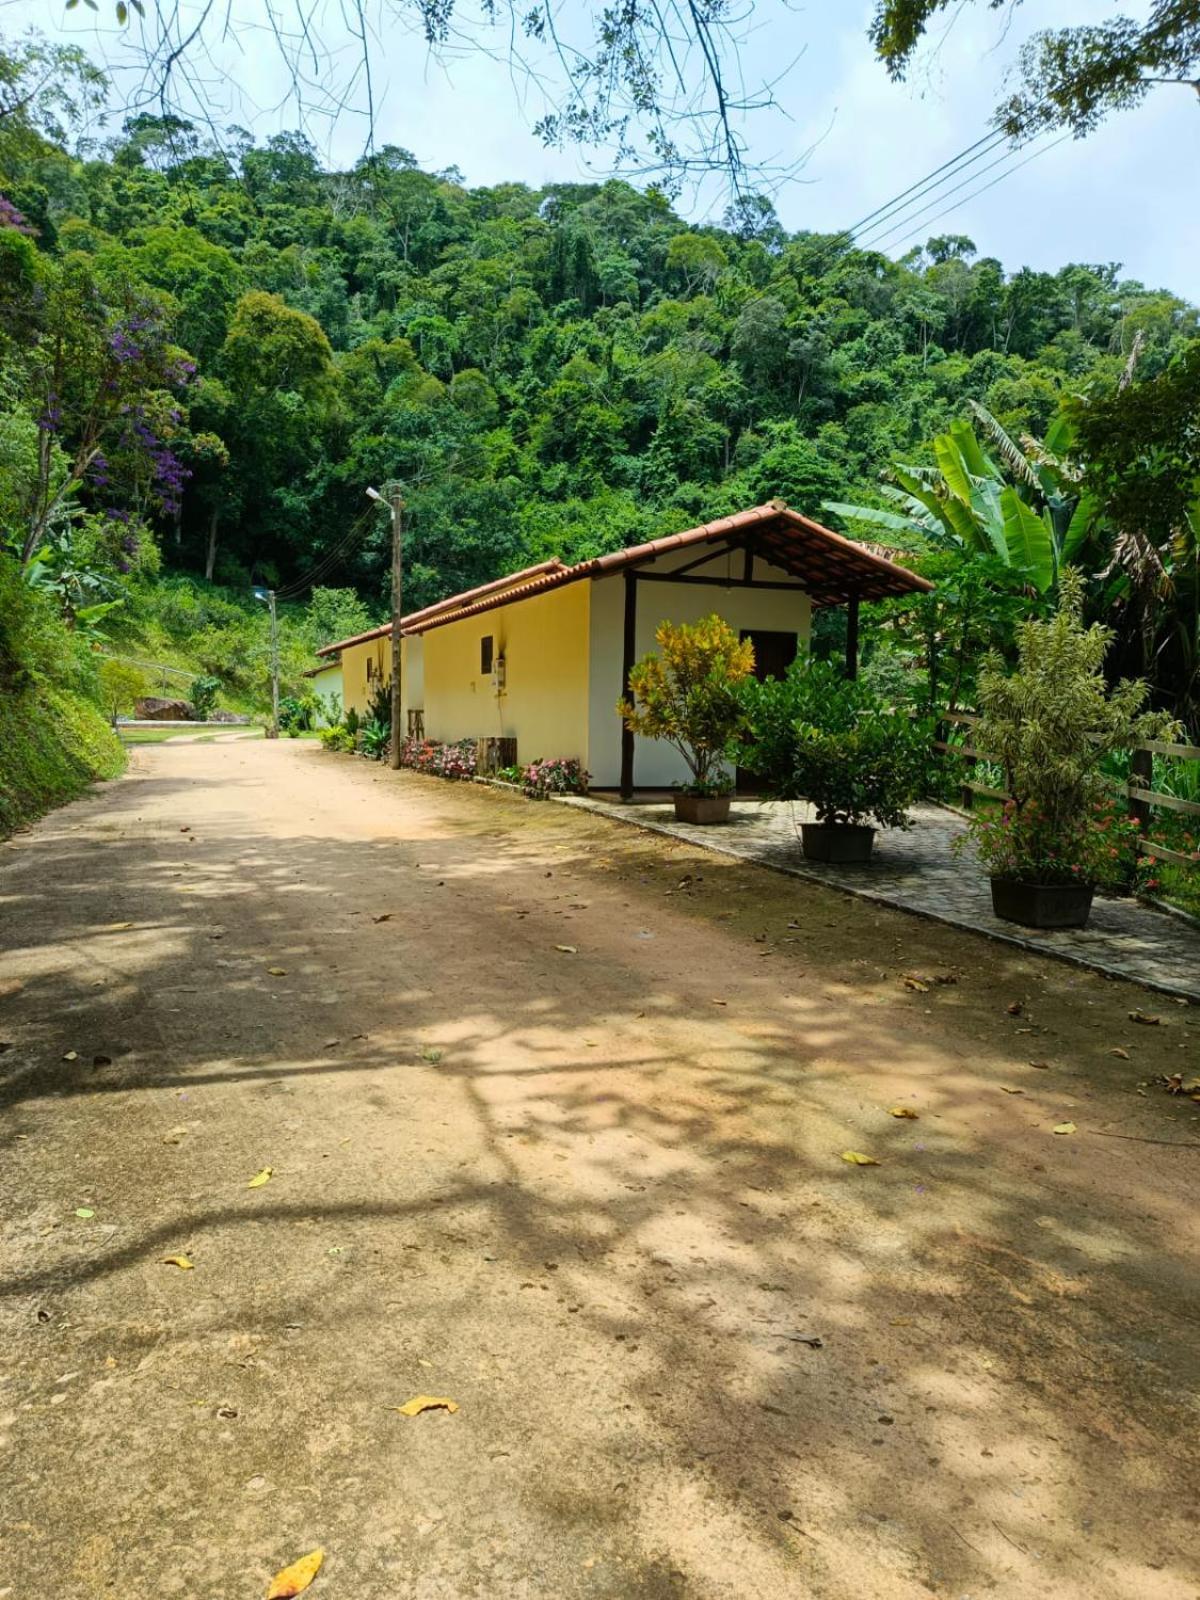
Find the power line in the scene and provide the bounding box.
[872,132,1073,256]
[272,505,378,600]
[857,133,1049,252]
[841,128,1008,242]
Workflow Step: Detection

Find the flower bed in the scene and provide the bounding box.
[521,757,589,800]
[399,737,478,780]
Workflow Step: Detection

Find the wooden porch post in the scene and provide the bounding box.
[845,593,860,681]
[620,568,638,800]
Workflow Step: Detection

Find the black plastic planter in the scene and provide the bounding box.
[990,878,1094,930]
[800,823,876,864]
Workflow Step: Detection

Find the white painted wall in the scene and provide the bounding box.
[586,545,812,788]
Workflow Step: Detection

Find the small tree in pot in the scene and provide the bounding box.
[617,615,754,823]
[737,658,931,862]
[962,571,1176,928]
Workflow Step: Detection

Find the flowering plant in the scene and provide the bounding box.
[522,757,589,799]
[399,737,478,780]
[962,797,1141,888]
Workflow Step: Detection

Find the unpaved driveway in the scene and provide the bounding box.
[1,741,1197,1600]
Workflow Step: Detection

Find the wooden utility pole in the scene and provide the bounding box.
[389,490,404,769]
[267,588,280,738]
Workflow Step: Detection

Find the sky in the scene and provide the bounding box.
[9,0,1198,296]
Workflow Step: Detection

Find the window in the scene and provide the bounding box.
[480,635,494,675]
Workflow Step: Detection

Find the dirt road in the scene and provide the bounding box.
[2,741,1197,1600]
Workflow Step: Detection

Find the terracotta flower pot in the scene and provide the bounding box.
[674,793,732,825]
[990,878,1094,929]
[800,822,876,864]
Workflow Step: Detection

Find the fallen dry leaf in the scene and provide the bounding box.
[1029,1060,1051,1070]
[392,1395,459,1416]
[247,1167,273,1188]
[1129,1010,1161,1026]
[371,913,393,923]
[62,1051,78,1062]
[840,1151,879,1166]
[889,1107,919,1119]
[902,976,930,993]
[1000,1086,1025,1095]
[1053,1122,1077,1136]
[161,1255,194,1270]
[1006,1000,1023,1016]
[554,944,577,954]
[101,921,134,932]
[267,966,287,977]
[162,1125,189,1145]
[266,1547,324,1598]
[1110,1047,1131,1060]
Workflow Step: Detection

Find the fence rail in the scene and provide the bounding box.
[935,712,1200,873]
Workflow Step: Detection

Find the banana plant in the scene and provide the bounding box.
[824,405,1104,593]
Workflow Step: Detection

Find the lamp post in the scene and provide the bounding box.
[253,587,280,737]
[367,485,405,768]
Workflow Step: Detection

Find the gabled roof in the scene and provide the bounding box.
[315,559,567,657]
[315,503,931,654]
[401,503,931,635]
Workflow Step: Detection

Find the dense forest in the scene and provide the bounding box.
[1,28,1198,829]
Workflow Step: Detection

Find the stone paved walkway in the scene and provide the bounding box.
[562,796,1200,1003]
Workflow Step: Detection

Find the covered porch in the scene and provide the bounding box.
[611,502,932,799]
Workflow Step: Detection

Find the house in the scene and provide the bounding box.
[301,656,345,723]
[316,503,932,794]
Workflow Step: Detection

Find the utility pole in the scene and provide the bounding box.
[267,588,280,738]
[389,490,404,769]
[367,484,405,768]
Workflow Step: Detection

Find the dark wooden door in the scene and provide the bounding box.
[736,629,798,792]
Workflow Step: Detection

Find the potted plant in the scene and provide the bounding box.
[737,659,931,863]
[617,615,754,823]
[961,571,1176,929]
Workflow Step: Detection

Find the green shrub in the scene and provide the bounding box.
[618,615,754,796]
[737,657,932,828]
[0,553,124,835]
[961,572,1177,884]
[319,724,356,752]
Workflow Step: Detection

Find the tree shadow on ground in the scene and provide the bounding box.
[1,753,1198,1598]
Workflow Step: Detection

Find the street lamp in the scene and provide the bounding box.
[367,484,405,769]
[253,587,280,738]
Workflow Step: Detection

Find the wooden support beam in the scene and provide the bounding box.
[620,569,638,800]
[633,572,805,593]
[845,593,860,681]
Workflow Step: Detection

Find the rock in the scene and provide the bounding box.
[135,697,191,721]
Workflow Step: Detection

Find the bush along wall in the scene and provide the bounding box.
[0,554,125,837]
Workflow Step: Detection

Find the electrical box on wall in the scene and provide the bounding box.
[491,654,506,693]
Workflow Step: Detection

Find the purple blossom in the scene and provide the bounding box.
[0,195,36,236]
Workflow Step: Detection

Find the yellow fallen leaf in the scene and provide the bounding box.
[267,966,287,977]
[247,1167,273,1188]
[902,975,930,992]
[1000,1086,1024,1095]
[266,1547,324,1597]
[841,1151,879,1166]
[1052,1123,1076,1135]
[1109,1047,1130,1060]
[161,1254,194,1270]
[889,1107,918,1119]
[392,1395,459,1416]
[554,944,577,954]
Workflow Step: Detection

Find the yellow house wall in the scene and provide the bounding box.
[338,637,388,717]
[338,635,423,723]
[421,581,590,765]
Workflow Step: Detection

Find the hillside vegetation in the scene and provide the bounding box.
[1,29,1198,832]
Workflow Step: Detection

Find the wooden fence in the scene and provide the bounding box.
[934,712,1200,871]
